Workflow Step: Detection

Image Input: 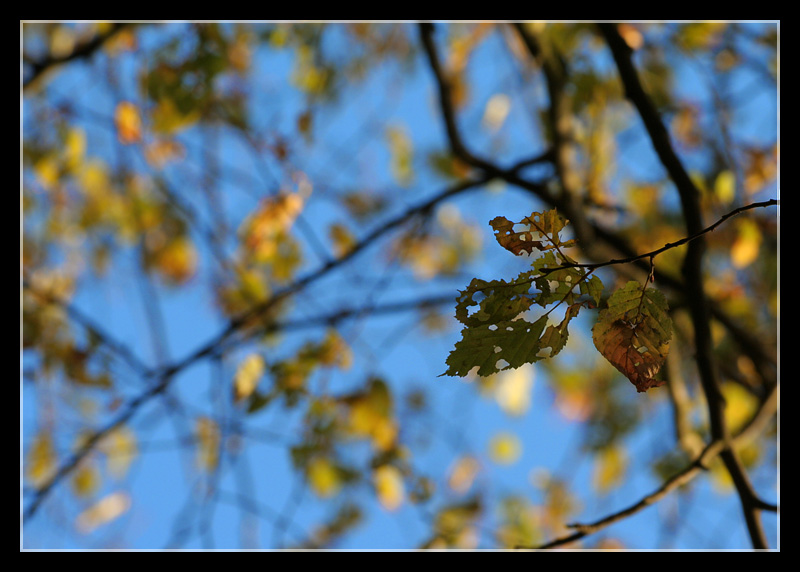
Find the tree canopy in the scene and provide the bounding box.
[21,21,778,550]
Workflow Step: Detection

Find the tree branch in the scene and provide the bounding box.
[419,21,776,391]
[598,23,772,549]
[22,161,551,521]
[23,23,133,91]
[525,382,778,550]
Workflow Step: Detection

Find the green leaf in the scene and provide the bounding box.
[538,303,582,358]
[592,281,673,392]
[454,274,535,327]
[532,252,585,307]
[580,274,604,306]
[444,316,549,377]
[445,208,604,378]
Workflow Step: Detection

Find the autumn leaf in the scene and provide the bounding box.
[76,492,131,534]
[240,193,304,262]
[386,125,414,186]
[308,457,343,498]
[592,444,628,494]
[233,353,265,403]
[71,462,100,498]
[592,281,673,392]
[101,427,138,479]
[489,432,522,465]
[26,433,57,488]
[448,456,481,493]
[374,465,405,511]
[114,101,142,144]
[490,210,576,257]
[154,235,197,285]
[195,417,220,471]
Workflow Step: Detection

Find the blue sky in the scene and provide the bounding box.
[21,22,778,550]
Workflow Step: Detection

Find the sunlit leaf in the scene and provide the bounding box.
[234,353,265,403]
[71,462,100,498]
[154,235,197,285]
[730,219,762,269]
[76,491,131,534]
[328,222,356,258]
[101,427,138,479]
[386,125,414,186]
[448,455,481,493]
[714,170,736,206]
[307,457,343,498]
[240,193,305,264]
[374,465,405,511]
[482,93,511,132]
[114,101,143,144]
[195,417,220,471]
[489,432,522,465]
[26,433,57,488]
[592,444,628,494]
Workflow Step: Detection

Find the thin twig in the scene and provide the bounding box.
[539,199,778,275]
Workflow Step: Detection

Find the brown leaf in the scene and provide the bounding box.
[489,216,543,255]
[594,319,665,392]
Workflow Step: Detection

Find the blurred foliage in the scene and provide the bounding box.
[22,21,777,549]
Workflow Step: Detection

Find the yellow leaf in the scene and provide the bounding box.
[713,170,736,206]
[386,125,414,186]
[71,462,100,498]
[482,93,511,132]
[318,329,352,370]
[489,432,521,465]
[344,380,396,451]
[76,491,131,534]
[730,219,762,269]
[151,98,200,135]
[64,127,87,171]
[448,455,481,493]
[241,193,304,262]
[374,465,405,511]
[234,353,265,403]
[328,223,356,258]
[195,417,220,471]
[34,156,60,190]
[155,236,197,285]
[307,457,342,498]
[114,101,142,144]
[144,139,185,169]
[77,160,110,197]
[26,433,57,488]
[592,445,628,494]
[721,383,758,434]
[50,25,77,58]
[102,427,137,479]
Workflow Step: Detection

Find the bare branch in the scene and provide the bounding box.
[23,23,133,91]
[525,383,778,550]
